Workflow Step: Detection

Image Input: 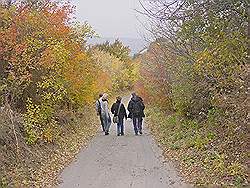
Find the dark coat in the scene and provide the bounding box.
[127,96,145,118]
[111,101,127,120]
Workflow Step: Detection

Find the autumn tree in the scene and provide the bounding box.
[0,0,99,143]
[95,39,131,62]
[138,0,248,185]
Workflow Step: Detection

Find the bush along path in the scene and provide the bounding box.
[58,96,191,188]
[0,1,139,187]
[1,0,248,187]
[0,107,99,187]
[135,0,248,187]
[145,107,248,187]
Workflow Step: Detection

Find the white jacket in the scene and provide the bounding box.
[101,100,109,117]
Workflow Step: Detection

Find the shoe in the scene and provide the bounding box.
[117,133,120,136]
[121,133,124,136]
[105,132,109,135]
[135,132,138,136]
[139,131,142,135]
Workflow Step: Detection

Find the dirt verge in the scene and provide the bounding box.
[0,107,98,187]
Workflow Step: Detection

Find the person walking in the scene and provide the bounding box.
[137,96,145,134]
[95,93,105,132]
[128,93,145,135]
[111,96,127,136]
[100,93,111,135]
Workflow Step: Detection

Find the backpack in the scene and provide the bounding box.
[113,103,122,123]
[97,100,102,115]
[133,101,142,116]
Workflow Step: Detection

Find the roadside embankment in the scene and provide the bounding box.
[0,107,98,187]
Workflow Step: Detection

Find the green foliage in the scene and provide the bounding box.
[181,119,199,130]
[0,177,7,188]
[95,39,131,62]
[166,115,177,127]
[206,132,216,141]
[228,162,246,178]
[139,0,248,185]
[23,98,42,144]
[37,77,67,104]
[90,47,139,92]
[207,107,222,126]
[22,75,67,144]
[170,143,181,150]
[23,97,59,144]
[0,0,138,187]
[147,105,248,186]
[71,21,98,45]
[0,0,138,145]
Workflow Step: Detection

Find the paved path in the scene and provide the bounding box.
[58,97,190,188]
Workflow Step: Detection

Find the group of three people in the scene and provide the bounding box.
[96,93,145,136]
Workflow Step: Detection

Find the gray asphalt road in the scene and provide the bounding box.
[58,97,190,188]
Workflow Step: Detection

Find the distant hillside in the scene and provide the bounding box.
[87,37,148,56]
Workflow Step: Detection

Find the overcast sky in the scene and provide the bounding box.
[70,0,146,39]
